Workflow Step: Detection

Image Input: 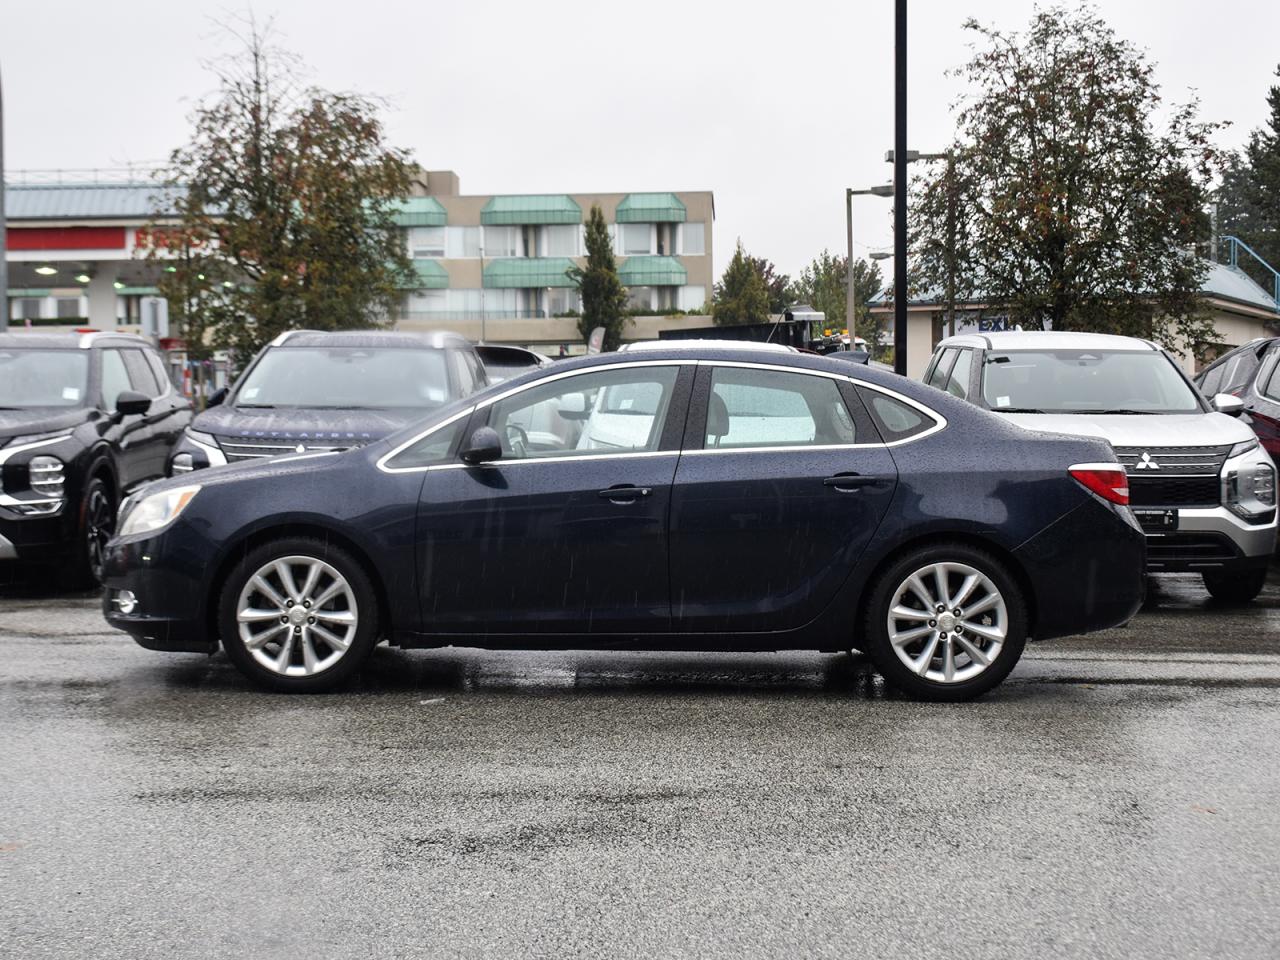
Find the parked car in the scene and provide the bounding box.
[0,331,192,583]
[104,345,1144,701]
[168,330,487,474]
[923,331,1277,602]
[1193,337,1280,461]
[474,344,552,384]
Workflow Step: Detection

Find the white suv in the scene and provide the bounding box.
[923,331,1277,603]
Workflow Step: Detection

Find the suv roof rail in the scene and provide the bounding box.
[270,329,323,347]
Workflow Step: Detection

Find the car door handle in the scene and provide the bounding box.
[598,485,652,501]
[823,473,884,491]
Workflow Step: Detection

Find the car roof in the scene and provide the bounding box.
[0,330,153,350]
[475,344,550,364]
[937,330,1160,353]
[270,329,472,350]
[618,339,796,353]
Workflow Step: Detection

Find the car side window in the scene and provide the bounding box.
[487,366,679,459]
[926,349,957,389]
[945,349,973,400]
[1197,361,1224,396]
[465,351,487,390]
[860,388,939,442]
[99,349,131,410]
[1221,350,1262,395]
[450,350,477,397]
[384,416,469,469]
[705,367,856,449]
[145,350,173,395]
[1262,353,1280,402]
[122,349,163,398]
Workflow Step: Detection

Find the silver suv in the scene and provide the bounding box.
[923,331,1277,603]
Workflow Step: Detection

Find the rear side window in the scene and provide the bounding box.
[926,349,957,389]
[945,349,973,400]
[1219,349,1263,396]
[705,367,856,449]
[860,388,938,443]
[146,350,173,394]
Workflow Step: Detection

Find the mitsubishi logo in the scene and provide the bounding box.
[1135,451,1159,470]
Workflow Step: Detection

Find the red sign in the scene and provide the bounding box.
[6,227,127,251]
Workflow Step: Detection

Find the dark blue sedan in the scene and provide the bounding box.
[102,346,1145,701]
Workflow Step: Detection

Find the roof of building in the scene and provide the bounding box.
[937,331,1159,352]
[4,182,184,220]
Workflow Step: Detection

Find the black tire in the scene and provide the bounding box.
[218,537,380,692]
[861,542,1028,702]
[66,473,115,589]
[1202,568,1267,605]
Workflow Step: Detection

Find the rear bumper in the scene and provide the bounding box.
[1145,507,1276,573]
[1014,499,1146,641]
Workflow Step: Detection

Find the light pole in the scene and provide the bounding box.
[893,0,908,375]
[845,184,893,346]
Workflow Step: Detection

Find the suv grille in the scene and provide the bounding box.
[1113,445,1230,509]
[214,435,369,463]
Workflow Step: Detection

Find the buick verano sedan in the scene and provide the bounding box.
[103,347,1145,701]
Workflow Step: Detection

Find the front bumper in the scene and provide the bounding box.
[0,509,77,563]
[1143,506,1276,573]
[101,529,217,654]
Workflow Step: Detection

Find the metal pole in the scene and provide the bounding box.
[0,62,8,332]
[845,189,854,343]
[945,154,956,338]
[893,0,908,375]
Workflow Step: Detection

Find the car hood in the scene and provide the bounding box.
[0,407,95,444]
[191,405,432,443]
[998,411,1255,448]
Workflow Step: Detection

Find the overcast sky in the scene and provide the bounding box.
[4,0,1280,281]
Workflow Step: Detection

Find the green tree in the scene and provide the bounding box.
[151,18,414,369]
[570,204,630,350]
[788,252,884,343]
[1217,64,1280,287]
[746,256,791,313]
[910,6,1223,352]
[713,241,771,325]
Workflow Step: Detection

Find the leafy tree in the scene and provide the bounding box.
[570,204,630,350]
[1217,65,1280,287]
[150,18,414,369]
[788,251,884,343]
[713,241,771,325]
[747,256,791,313]
[910,6,1223,351]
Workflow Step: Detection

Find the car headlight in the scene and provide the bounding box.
[1229,438,1261,459]
[182,428,227,467]
[118,484,202,537]
[6,429,74,448]
[28,455,66,497]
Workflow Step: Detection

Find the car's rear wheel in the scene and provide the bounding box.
[218,537,379,692]
[1202,568,1267,605]
[863,543,1028,701]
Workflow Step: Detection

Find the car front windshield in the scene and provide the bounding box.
[234,347,451,409]
[0,349,90,408]
[981,349,1202,414]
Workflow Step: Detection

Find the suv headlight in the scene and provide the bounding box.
[28,455,65,497]
[1224,448,1277,521]
[118,484,202,538]
[1229,438,1261,459]
[180,428,227,468]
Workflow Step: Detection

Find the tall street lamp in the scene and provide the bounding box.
[846,184,893,346]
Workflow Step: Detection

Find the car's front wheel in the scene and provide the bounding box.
[863,543,1028,702]
[218,537,380,692]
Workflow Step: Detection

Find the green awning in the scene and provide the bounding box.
[481,195,581,225]
[117,286,160,296]
[7,289,51,297]
[615,192,687,223]
[398,259,450,290]
[389,197,447,227]
[618,256,687,287]
[483,257,577,288]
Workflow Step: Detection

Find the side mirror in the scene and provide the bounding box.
[1213,393,1245,417]
[558,392,590,421]
[207,386,228,408]
[460,426,503,465]
[115,390,151,417]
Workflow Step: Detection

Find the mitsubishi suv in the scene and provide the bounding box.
[923,331,1277,603]
[168,330,488,473]
[0,331,192,584]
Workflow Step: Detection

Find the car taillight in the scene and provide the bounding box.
[1069,464,1130,505]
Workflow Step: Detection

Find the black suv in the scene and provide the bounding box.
[1194,337,1280,463]
[0,331,192,583]
[169,330,488,473]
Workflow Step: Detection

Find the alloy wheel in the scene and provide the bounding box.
[885,561,1008,684]
[84,484,114,583]
[236,556,360,677]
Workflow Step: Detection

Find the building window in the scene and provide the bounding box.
[678,285,707,312]
[626,286,654,311]
[445,226,481,258]
[483,226,520,258]
[619,223,652,256]
[17,298,43,320]
[408,226,445,258]
[548,288,580,315]
[544,224,579,257]
[55,297,83,319]
[409,289,448,313]
[682,222,705,256]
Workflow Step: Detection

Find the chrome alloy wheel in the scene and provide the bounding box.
[236,556,359,677]
[885,562,1008,684]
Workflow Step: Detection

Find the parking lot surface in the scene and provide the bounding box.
[3,571,1279,959]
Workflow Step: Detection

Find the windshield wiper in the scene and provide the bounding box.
[992,406,1047,414]
[1070,408,1162,415]
[235,403,278,409]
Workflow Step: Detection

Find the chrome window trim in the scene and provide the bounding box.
[373,358,948,475]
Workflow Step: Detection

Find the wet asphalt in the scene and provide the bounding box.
[2,569,1279,960]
